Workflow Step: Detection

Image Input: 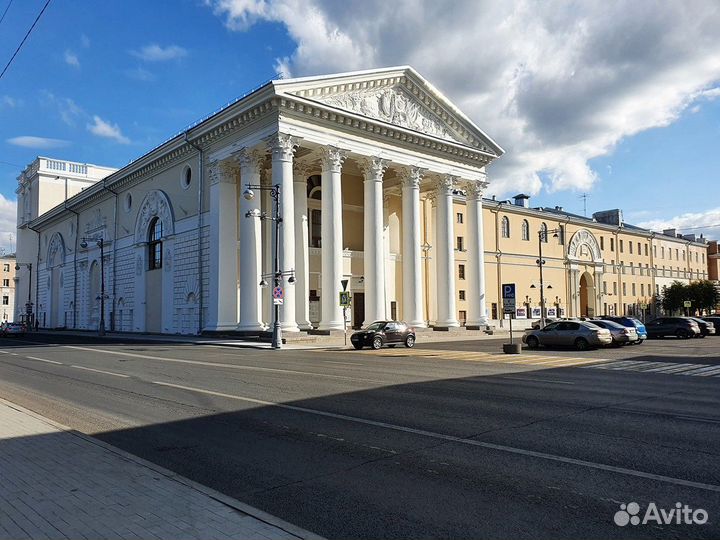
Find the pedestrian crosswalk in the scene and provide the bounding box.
[353,348,720,378]
[582,360,720,377]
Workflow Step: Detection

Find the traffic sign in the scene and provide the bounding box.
[683,300,692,308]
[502,283,516,314]
[272,286,284,299]
[339,291,351,307]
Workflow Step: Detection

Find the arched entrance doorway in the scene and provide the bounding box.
[579,272,595,317]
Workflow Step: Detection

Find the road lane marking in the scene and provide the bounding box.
[63,345,384,383]
[497,376,575,385]
[25,356,63,365]
[323,361,363,366]
[151,380,720,494]
[70,365,130,378]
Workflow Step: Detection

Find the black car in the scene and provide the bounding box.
[689,317,715,337]
[702,316,720,334]
[351,321,416,350]
[645,317,701,339]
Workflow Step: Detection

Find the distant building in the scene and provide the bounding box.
[1,253,16,321]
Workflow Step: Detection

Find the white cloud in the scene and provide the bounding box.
[638,208,720,241]
[87,115,130,144]
[81,33,90,48]
[124,66,155,81]
[40,92,84,126]
[208,0,720,198]
[130,44,188,62]
[1,95,17,108]
[0,195,17,254]
[64,50,80,68]
[6,136,70,149]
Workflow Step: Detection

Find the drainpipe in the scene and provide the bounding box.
[102,180,119,331]
[64,203,80,328]
[184,132,204,334]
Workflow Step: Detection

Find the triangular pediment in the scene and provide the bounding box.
[273,67,503,156]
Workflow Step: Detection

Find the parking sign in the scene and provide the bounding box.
[502,283,516,314]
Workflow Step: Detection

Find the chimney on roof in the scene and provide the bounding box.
[682,233,697,242]
[555,206,564,211]
[663,228,676,237]
[592,209,624,226]
[513,193,530,208]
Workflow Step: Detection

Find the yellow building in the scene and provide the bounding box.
[453,195,708,326]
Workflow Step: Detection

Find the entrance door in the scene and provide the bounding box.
[579,272,595,317]
[353,293,365,329]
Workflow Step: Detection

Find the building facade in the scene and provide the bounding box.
[1,254,16,322]
[15,67,712,334]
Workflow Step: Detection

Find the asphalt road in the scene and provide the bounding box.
[0,332,718,539]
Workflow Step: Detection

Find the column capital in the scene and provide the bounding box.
[434,174,457,194]
[319,146,347,173]
[465,180,489,200]
[358,156,389,182]
[232,148,265,175]
[399,166,427,188]
[208,160,238,185]
[293,159,314,181]
[266,132,301,161]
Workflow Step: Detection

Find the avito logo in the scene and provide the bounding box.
[614,502,708,526]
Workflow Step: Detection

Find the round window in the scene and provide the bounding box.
[124,192,132,212]
[181,165,192,189]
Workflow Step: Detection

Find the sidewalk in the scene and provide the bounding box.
[0,398,322,540]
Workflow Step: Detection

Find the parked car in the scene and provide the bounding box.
[351,321,416,350]
[598,316,647,344]
[644,317,701,339]
[1,322,26,337]
[590,319,638,346]
[702,316,720,334]
[688,317,715,337]
[530,317,558,330]
[523,320,612,351]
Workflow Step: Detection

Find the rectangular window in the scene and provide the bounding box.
[623,283,627,296]
[459,310,467,325]
[456,212,464,224]
[491,303,498,319]
[696,252,699,263]
[600,236,604,250]
[610,238,615,252]
[1,296,7,305]
[2,264,8,272]
[620,239,624,253]
[661,247,665,258]
[629,242,633,254]
[459,290,466,301]
[637,242,641,254]
[644,244,648,256]
[653,245,657,258]
[456,237,464,251]
[603,281,607,294]
[641,284,645,296]
[676,248,679,259]
[2,279,8,287]
[632,283,636,296]
[613,282,617,295]
[458,264,465,279]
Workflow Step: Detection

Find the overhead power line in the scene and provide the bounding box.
[0,0,13,27]
[0,0,52,81]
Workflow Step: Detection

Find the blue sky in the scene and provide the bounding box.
[1,0,719,251]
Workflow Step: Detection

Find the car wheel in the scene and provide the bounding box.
[352,343,363,350]
[371,336,383,350]
[405,335,415,348]
[675,329,689,339]
[526,336,540,349]
[574,338,589,351]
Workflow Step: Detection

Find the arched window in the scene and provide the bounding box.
[501,216,510,238]
[540,222,548,243]
[522,220,530,241]
[148,218,163,270]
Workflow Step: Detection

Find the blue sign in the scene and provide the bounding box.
[502,283,516,300]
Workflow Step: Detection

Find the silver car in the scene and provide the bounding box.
[523,320,612,351]
[589,319,638,346]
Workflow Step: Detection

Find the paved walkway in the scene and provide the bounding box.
[0,398,321,540]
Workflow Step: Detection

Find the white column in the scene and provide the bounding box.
[465,180,489,328]
[260,168,272,326]
[293,161,312,330]
[269,133,301,332]
[318,146,347,331]
[434,175,459,328]
[235,148,265,331]
[359,157,388,325]
[400,167,425,327]
[205,160,239,331]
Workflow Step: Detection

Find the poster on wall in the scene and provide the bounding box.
[531,307,541,318]
[559,308,566,317]
[515,307,527,319]
[547,307,557,318]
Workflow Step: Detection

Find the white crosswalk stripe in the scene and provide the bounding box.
[584,359,720,378]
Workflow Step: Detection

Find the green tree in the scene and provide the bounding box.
[661,281,687,313]
[687,280,720,313]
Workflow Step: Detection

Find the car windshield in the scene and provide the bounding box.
[363,322,386,331]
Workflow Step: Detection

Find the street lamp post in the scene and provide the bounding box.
[15,262,32,328]
[243,183,295,349]
[537,228,561,328]
[81,237,105,336]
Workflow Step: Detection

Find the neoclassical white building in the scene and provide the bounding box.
[16,67,503,334]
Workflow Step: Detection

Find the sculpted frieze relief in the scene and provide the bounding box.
[567,229,602,262]
[316,87,461,144]
[134,190,175,244]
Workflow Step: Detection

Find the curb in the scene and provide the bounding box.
[0,397,325,540]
